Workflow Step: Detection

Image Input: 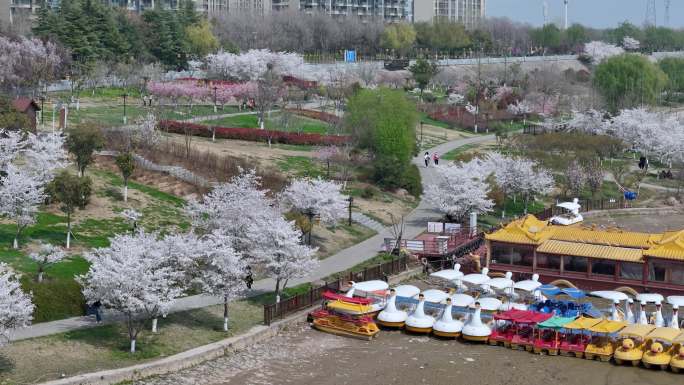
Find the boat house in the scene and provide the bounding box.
[484,215,684,295]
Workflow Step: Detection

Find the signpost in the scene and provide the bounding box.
[345,50,356,63]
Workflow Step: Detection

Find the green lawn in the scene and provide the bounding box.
[0,168,188,323]
[276,156,326,178]
[201,113,330,134]
[0,300,263,384]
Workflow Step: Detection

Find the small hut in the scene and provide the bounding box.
[12,98,40,132]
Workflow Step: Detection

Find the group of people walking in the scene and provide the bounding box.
[424,151,439,167]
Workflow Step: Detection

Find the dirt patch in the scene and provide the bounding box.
[94,156,200,200]
[161,133,314,170]
[584,211,684,233]
[134,321,675,385]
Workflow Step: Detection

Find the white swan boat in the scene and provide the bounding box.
[462,302,492,342]
[405,294,435,334]
[377,289,408,328]
[432,298,464,338]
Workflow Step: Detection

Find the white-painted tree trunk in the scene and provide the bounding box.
[38,271,43,282]
[123,184,128,202]
[212,129,215,142]
[223,317,228,332]
[66,228,71,249]
[76,99,80,111]
[13,237,18,249]
[152,318,158,333]
[130,339,136,353]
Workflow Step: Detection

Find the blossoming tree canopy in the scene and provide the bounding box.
[425,159,495,221]
[0,263,33,346]
[206,49,304,81]
[583,41,625,65]
[79,231,185,352]
[280,177,348,226]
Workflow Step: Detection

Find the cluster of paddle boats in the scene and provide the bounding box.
[309,264,684,373]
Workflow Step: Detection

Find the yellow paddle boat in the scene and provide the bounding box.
[642,328,683,370]
[613,324,656,366]
[584,320,626,362]
[559,317,601,358]
[326,299,374,315]
[311,311,380,340]
[670,333,684,373]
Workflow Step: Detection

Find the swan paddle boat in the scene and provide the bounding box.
[613,324,656,366]
[642,327,683,370]
[668,296,683,330]
[584,319,626,362]
[393,284,421,298]
[377,289,408,328]
[485,271,514,295]
[461,267,491,287]
[462,302,492,342]
[420,289,450,304]
[430,263,464,287]
[669,333,684,373]
[432,298,465,338]
[405,294,435,334]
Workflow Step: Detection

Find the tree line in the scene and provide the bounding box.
[32,0,219,70]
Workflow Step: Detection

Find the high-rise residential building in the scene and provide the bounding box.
[413,0,485,28]
[298,0,411,22]
[0,0,40,27]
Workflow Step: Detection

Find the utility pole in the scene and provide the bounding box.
[564,0,569,30]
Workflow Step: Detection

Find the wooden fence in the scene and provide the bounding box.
[263,255,409,325]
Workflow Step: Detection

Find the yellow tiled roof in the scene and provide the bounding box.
[643,230,684,261]
[551,227,656,249]
[536,240,644,263]
[486,217,684,262]
[485,215,554,245]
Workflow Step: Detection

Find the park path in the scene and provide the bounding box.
[10,133,495,342]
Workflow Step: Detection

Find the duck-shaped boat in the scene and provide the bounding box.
[405,294,435,334]
[432,298,464,338]
[376,289,408,328]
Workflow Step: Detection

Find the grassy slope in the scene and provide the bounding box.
[200,113,330,134]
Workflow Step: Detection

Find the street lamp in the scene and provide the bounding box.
[122,93,128,125]
[213,85,218,113]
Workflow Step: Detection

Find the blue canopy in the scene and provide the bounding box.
[561,287,585,299]
[539,284,561,296]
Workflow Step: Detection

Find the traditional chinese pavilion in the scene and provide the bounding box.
[484,215,684,296]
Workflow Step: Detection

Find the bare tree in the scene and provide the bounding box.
[255,64,285,147]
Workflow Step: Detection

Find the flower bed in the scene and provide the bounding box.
[159,120,350,146]
[285,108,340,125]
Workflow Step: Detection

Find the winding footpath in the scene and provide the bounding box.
[10,133,495,341]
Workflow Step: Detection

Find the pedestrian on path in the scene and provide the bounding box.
[433,152,439,166]
[424,152,430,167]
[87,300,102,323]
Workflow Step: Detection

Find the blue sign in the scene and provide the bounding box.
[345,50,356,63]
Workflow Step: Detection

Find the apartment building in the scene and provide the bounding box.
[297,0,412,22]
[413,0,485,28]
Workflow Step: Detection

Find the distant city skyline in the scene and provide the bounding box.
[485,0,684,29]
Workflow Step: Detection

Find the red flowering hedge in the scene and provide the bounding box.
[159,120,350,146]
[285,108,340,125]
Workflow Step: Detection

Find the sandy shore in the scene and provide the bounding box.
[135,322,677,385]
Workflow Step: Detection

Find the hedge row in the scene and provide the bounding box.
[159,120,350,146]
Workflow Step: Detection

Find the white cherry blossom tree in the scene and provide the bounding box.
[622,36,641,51]
[0,164,45,249]
[583,41,624,65]
[29,243,66,282]
[79,231,185,352]
[280,178,348,226]
[206,49,303,81]
[251,215,318,304]
[565,109,607,134]
[425,160,495,222]
[192,230,247,331]
[0,263,33,346]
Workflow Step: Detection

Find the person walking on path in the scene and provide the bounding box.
[433,152,439,166]
[87,300,102,323]
[424,152,430,167]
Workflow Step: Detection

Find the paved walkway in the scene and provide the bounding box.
[10,133,495,342]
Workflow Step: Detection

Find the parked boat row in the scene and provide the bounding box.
[309,272,684,372]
